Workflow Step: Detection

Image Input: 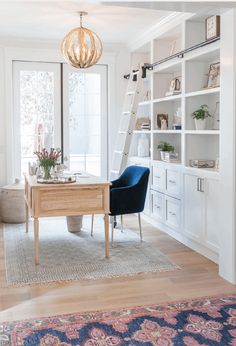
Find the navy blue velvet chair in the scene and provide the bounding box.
[110,165,150,241]
[90,165,150,241]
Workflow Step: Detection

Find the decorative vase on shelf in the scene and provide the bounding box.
[194,118,207,130]
[137,134,149,157]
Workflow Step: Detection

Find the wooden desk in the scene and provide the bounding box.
[24,175,110,265]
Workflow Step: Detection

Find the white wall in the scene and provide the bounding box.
[219,9,236,284]
[0,38,130,185]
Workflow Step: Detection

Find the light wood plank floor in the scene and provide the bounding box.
[0,215,236,322]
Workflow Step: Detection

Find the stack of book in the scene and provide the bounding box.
[140,123,151,130]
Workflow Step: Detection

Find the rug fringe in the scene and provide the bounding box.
[1,265,181,288]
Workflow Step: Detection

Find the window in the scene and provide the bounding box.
[13,61,108,179]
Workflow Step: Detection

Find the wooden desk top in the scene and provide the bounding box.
[25,173,110,189]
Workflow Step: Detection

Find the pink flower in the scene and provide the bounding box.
[184,314,222,342]
[228,309,236,326]
[132,319,177,346]
[84,327,121,346]
[39,334,70,346]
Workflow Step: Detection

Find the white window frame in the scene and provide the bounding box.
[12,61,61,178]
[63,64,108,179]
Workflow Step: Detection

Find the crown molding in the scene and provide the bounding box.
[126,12,194,52]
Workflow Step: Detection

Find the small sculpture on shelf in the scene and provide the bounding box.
[172,107,182,130]
[157,141,179,163]
[165,77,181,97]
[143,90,151,101]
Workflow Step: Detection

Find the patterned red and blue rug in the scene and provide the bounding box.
[1,294,236,345]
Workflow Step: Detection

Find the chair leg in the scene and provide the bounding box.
[121,215,124,232]
[111,216,115,244]
[138,213,143,242]
[91,214,94,236]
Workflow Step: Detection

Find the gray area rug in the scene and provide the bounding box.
[3,217,179,286]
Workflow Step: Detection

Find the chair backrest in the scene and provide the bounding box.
[120,165,150,187]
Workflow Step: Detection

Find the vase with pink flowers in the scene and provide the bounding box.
[34,148,61,181]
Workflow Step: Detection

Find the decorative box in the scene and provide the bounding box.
[189,159,215,168]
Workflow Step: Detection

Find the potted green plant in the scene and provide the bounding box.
[157,141,175,161]
[192,104,212,130]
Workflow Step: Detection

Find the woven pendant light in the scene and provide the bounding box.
[61,11,103,69]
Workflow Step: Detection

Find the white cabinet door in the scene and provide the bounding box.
[204,177,220,251]
[183,173,204,242]
[152,165,165,192]
[166,167,181,197]
[165,195,181,230]
[151,190,164,222]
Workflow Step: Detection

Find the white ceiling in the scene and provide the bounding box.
[0,1,172,44]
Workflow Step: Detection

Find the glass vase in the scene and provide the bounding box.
[41,165,53,180]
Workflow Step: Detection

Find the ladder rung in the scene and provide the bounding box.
[118,131,126,134]
[114,150,123,154]
[122,111,131,114]
[111,169,119,174]
[126,91,135,95]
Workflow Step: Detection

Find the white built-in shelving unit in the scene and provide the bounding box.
[128,16,221,263]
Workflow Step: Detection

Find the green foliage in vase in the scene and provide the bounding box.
[192,104,212,120]
[157,141,175,152]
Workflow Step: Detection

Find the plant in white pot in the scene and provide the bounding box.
[157,141,175,161]
[192,104,212,130]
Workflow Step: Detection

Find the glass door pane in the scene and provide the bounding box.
[13,61,61,178]
[63,64,108,179]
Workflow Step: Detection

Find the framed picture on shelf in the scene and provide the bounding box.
[205,15,220,41]
[157,113,168,130]
[205,62,220,89]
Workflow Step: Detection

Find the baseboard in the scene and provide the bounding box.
[142,213,219,264]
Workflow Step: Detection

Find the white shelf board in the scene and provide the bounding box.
[184,165,220,176]
[185,41,220,62]
[153,130,182,134]
[152,94,182,103]
[152,59,182,74]
[185,87,220,98]
[152,159,182,166]
[184,130,220,135]
[133,130,151,134]
[138,100,151,106]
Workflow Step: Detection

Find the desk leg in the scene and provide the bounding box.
[25,202,29,233]
[104,214,109,258]
[34,217,39,265]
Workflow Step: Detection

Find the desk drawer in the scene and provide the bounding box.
[33,187,105,216]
